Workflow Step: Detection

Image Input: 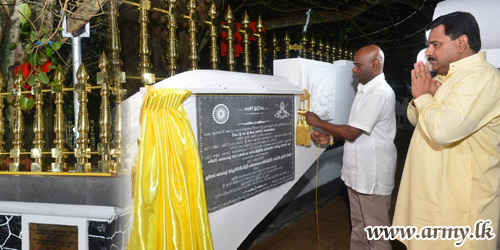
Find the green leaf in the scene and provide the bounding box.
[27,75,36,86]
[48,79,58,87]
[37,72,49,84]
[41,28,48,34]
[25,43,33,53]
[21,22,31,32]
[46,47,54,57]
[16,3,31,25]
[29,31,37,42]
[28,53,39,67]
[19,96,34,110]
[53,42,61,50]
[9,42,16,50]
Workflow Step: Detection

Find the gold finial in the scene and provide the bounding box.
[256,15,265,74]
[242,10,250,25]
[54,70,64,82]
[225,5,233,21]
[188,0,196,9]
[209,1,217,18]
[284,31,290,59]
[256,14,264,30]
[331,43,337,61]
[337,44,343,60]
[310,36,316,60]
[77,63,89,84]
[317,38,324,61]
[273,33,279,60]
[209,1,219,70]
[98,52,109,72]
[300,34,308,58]
[14,70,24,89]
[225,5,236,71]
[325,41,331,63]
[242,11,252,73]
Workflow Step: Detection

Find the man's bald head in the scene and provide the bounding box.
[352,45,385,84]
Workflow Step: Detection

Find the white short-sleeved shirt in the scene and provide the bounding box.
[341,73,397,195]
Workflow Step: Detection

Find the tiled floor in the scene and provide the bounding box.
[242,129,413,250]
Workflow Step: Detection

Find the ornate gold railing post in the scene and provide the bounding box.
[109,0,121,74]
[309,36,316,60]
[0,71,5,154]
[338,45,343,60]
[344,46,349,60]
[300,34,307,58]
[139,0,155,85]
[272,33,279,60]
[167,0,179,76]
[30,78,44,172]
[225,6,236,71]
[208,2,219,70]
[9,72,24,171]
[331,43,337,61]
[242,11,252,73]
[325,41,331,63]
[109,0,126,172]
[75,64,91,173]
[187,0,199,70]
[318,38,324,61]
[284,31,290,59]
[256,15,265,74]
[350,49,355,61]
[97,53,113,173]
[51,71,66,172]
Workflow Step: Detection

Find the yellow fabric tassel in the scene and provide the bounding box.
[303,124,312,146]
[128,88,214,250]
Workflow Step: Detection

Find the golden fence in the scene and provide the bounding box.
[0,0,354,176]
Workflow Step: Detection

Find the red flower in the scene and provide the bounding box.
[220,21,266,57]
[13,61,32,80]
[40,60,51,73]
[13,60,52,91]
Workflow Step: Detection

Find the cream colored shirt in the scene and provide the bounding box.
[342,73,397,195]
[393,52,500,249]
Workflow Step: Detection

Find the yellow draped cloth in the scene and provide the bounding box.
[128,88,214,250]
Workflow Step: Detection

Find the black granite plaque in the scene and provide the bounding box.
[29,223,77,250]
[197,95,295,212]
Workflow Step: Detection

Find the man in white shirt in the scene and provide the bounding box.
[306,44,397,250]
